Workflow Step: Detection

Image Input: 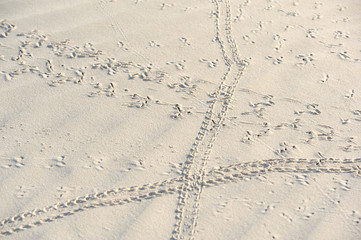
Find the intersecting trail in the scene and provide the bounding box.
[171,0,248,239]
[1,1,361,239]
[1,158,360,237]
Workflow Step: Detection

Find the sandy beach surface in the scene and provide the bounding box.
[1,0,361,239]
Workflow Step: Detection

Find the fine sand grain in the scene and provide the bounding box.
[1,0,361,239]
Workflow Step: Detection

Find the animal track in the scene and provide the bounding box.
[170,104,193,119]
[45,156,66,169]
[273,34,286,51]
[0,19,16,38]
[241,128,273,144]
[179,37,191,46]
[88,82,116,97]
[266,55,284,65]
[1,1,361,239]
[320,74,329,83]
[199,58,219,68]
[117,41,129,50]
[166,60,186,70]
[275,141,297,156]
[345,89,355,99]
[15,185,35,199]
[334,30,350,39]
[1,157,25,169]
[242,34,255,44]
[172,0,249,237]
[0,157,360,236]
[295,103,321,116]
[160,2,174,10]
[148,40,160,48]
[56,186,77,200]
[48,40,102,58]
[84,155,105,171]
[127,94,153,108]
[351,210,361,225]
[167,76,198,95]
[295,53,315,67]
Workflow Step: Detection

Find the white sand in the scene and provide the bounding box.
[0,0,361,239]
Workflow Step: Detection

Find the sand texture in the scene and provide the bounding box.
[1,0,361,239]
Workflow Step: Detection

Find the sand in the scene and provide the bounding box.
[0,0,361,239]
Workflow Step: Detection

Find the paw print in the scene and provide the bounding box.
[15,185,35,199]
[148,40,160,48]
[46,156,66,168]
[56,186,76,199]
[296,53,315,67]
[128,94,152,108]
[84,155,105,171]
[275,142,297,156]
[170,104,193,119]
[179,37,191,46]
[351,210,361,225]
[1,156,25,169]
